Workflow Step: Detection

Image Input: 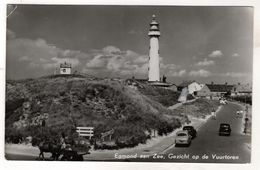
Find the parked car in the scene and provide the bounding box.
[182,126,197,139]
[236,110,243,118]
[175,130,192,146]
[219,123,231,136]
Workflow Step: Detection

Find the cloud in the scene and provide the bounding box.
[160,62,187,78]
[86,55,110,69]
[231,53,239,58]
[6,30,181,79]
[128,30,143,35]
[133,55,148,64]
[102,46,121,55]
[224,72,248,78]
[7,32,150,79]
[107,56,125,71]
[6,35,89,78]
[84,46,149,77]
[169,69,186,77]
[84,46,184,78]
[189,69,211,77]
[10,38,82,69]
[57,49,82,58]
[208,50,223,58]
[161,63,179,70]
[195,58,215,66]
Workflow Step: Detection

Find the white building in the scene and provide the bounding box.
[231,83,252,96]
[178,81,203,95]
[60,62,72,75]
[188,82,204,95]
[148,15,160,82]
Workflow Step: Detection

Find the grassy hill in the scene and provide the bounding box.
[172,98,221,119]
[5,75,188,148]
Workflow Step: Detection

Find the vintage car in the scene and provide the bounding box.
[175,130,192,146]
[236,110,244,118]
[183,126,197,139]
[219,123,231,136]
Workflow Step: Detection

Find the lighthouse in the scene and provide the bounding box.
[148,14,160,82]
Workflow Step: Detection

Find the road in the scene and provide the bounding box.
[131,102,251,163]
[5,102,250,163]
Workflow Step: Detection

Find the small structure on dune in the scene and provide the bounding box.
[60,62,72,75]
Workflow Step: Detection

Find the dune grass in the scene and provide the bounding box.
[6,75,186,148]
[172,98,221,119]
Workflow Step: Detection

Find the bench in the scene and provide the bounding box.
[76,127,94,139]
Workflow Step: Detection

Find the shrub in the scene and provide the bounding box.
[138,85,181,107]
[31,137,41,146]
[5,99,25,120]
[113,124,148,148]
[5,128,23,144]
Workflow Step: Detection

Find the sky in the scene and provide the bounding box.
[6,5,253,84]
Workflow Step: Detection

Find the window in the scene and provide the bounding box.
[177,133,187,137]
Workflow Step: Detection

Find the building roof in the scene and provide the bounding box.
[60,62,71,68]
[206,84,233,92]
[233,84,252,93]
[198,84,210,91]
[178,81,197,87]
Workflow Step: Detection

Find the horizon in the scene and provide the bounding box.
[6,5,253,85]
[5,73,252,86]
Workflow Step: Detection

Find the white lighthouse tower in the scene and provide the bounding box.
[148,14,161,82]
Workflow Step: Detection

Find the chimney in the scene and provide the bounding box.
[211,81,214,85]
[238,82,241,85]
[225,82,228,85]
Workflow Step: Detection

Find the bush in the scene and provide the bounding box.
[5,128,23,144]
[5,99,25,120]
[94,141,119,150]
[138,85,181,107]
[31,137,41,146]
[232,96,252,105]
[113,124,148,148]
[157,121,169,136]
